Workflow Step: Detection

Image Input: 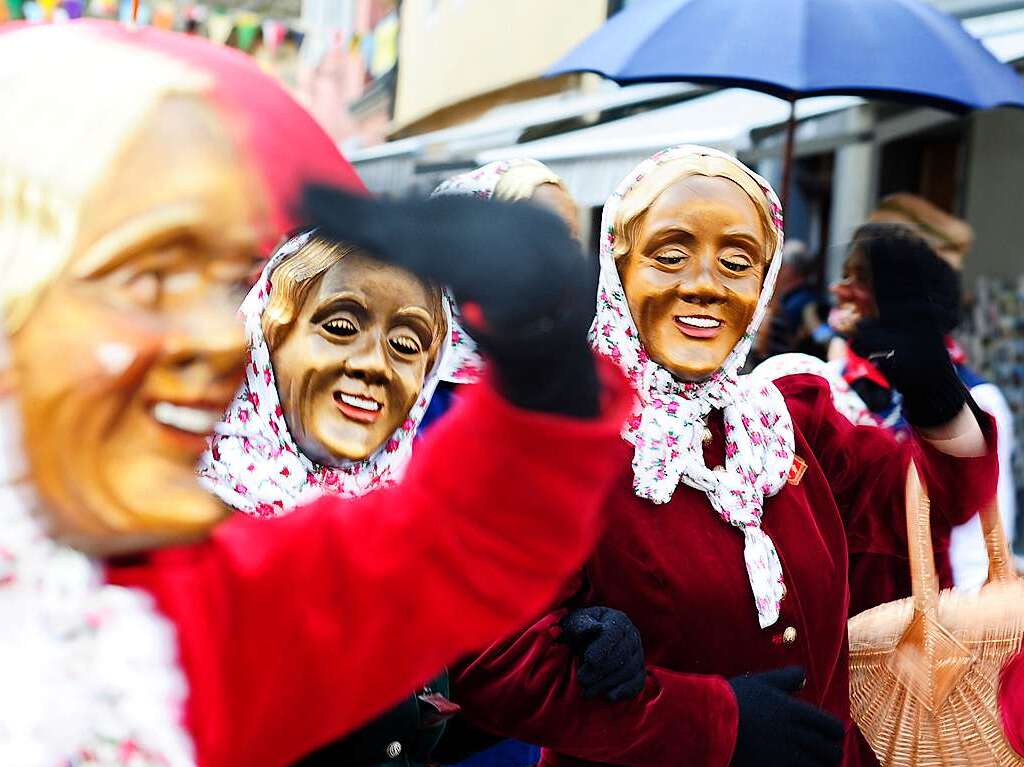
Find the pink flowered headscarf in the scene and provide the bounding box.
[594,145,795,629]
[198,230,482,518]
[432,158,559,200]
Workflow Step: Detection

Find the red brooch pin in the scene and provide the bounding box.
[787,456,807,486]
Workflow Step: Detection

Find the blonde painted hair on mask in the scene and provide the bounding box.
[612,154,779,265]
[262,234,446,352]
[0,26,210,335]
[492,160,569,203]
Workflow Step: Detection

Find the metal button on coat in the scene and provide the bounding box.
[386,741,403,760]
[783,626,798,645]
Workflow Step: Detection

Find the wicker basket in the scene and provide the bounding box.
[848,461,1024,766]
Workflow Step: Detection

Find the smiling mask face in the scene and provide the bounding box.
[267,246,445,465]
[617,173,771,382]
[9,95,260,553]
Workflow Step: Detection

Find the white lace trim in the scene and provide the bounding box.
[0,485,195,767]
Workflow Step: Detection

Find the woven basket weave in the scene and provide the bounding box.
[848,461,1024,766]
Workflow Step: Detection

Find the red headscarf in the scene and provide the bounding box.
[76,19,365,248]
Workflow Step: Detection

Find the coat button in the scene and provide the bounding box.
[386,741,403,760]
[782,626,798,645]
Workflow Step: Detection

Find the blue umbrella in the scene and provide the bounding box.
[548,0,1024,205]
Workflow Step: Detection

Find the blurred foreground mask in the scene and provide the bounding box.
[0,21,362,554]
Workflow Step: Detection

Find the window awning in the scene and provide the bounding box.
[348,81,696,193]
[477,90,859,207]
[966,8,1024,64]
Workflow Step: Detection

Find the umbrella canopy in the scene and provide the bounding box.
[548,0,1024,112]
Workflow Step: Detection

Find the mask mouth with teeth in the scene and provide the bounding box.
[198,232,482,518]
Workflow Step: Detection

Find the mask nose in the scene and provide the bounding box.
[677,256,727,306]
[158,309,246,398]
[342,333,391,384]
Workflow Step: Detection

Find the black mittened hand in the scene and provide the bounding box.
[301,186,599,418]
[728,667,844,767]
[849,318,966,428]
[849,229,966,428]
[559,606,646,702]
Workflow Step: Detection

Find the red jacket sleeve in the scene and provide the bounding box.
[106,363,633,767]
[452,601,738,767]
[776,373,998,558]
[1001,650,1024,757]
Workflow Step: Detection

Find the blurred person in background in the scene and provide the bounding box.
[0,20,633,767]
[756,217,1020,765]
[435,158,582,242]
[869,194,1017,591]
[829,202,1016,597]
[421,159,584,433]
[427,159,644,767]
[754,239,833,363]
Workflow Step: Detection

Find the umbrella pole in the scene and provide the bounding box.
[781,98,797,219]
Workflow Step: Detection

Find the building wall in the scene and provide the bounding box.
[393,0,607,133]
[963,108,1024,283]
[296,0,397,148]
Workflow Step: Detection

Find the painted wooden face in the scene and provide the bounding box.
[270,253,444,465]
[829,247,877,335]
[11,96,262,553]
[618,175,768,381]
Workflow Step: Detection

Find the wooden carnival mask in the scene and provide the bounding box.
[614,160,774,381]
[265,241,446,465]
[0,22,361,554]
[9,96,260,553]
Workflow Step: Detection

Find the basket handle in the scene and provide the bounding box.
[981,497,1017,585]
[905,460,939,617]
[906,461,1018,616]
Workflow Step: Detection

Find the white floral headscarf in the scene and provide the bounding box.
[432,158,559,200]
[594,145,795,629]
[198,231,481,518]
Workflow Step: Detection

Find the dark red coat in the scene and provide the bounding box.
[452,373,997,767]
[107,369,633,767]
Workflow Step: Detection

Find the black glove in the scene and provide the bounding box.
[848,224,967,428]
[301,186,598,418]
[728,667,843,767]
[559,606,646,702]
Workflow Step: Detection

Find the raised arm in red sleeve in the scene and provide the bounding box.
[776,373,998,558]
[107,364,632,767]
